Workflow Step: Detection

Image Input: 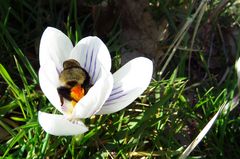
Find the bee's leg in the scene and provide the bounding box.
[59,95,64,105]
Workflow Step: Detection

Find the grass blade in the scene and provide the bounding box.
[179,96,239,159]
[0,64,20,96]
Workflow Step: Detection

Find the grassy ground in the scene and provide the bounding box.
[0,0,240,158]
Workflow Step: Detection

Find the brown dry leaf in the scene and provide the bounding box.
[0,126,10,142]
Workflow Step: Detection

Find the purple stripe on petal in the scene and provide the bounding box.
[109,90,123,97]
[103,102,114,106]
[89,49,94,75]
[93,68,100,84]
[84,48,88,69]
[103,102,120,106]
[110,86,122,94]
[56,67,61,75]
[104,93,127,105]
[107,93,127,101]
[112,85,121,91]
[91,53,97,82]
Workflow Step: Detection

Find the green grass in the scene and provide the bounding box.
[1,0,240,158]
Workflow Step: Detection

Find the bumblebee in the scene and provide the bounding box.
[57,59,91,106]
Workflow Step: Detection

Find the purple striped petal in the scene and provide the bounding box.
[71,65,113,118]
[97,57,153,114]
[70,36,111,84]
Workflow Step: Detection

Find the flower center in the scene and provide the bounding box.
[70,85,85,106]
[57,59,91,114]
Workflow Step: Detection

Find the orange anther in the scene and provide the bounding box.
[70,85,85,104]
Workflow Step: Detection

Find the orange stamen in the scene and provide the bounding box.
[70,85,85,106]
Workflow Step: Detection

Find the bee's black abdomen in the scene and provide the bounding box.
[57,86,72,101]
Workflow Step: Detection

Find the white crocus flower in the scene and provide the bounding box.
[38,27,153,136]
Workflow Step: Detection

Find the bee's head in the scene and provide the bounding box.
[63,59,81,69]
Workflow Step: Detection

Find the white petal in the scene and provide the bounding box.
[39,60,63,113]
[71,66,113,118]
[38,111,88,136]
[97,57,153,114]
[236,58,240,80]
[39,27,73,70]
[70,36,111,83]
